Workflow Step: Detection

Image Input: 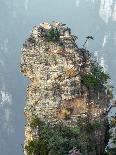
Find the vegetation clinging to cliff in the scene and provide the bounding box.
[81,61,110,90]
[26,116,103,155]
[46,28,60,42]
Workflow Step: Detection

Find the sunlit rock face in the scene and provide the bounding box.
[21,22,109,155]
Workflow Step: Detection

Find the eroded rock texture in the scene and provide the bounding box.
[21,22,110,155]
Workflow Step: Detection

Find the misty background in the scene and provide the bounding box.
[0,0,116,154]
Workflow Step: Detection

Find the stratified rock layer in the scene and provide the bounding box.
[21,22,109,155]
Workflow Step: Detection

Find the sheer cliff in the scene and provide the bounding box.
[20,22,112,155]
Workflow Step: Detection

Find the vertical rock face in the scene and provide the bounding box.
[107,101,116,154]
[20,22,110,155]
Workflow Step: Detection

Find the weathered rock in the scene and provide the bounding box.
[106,101,116,154]
[21,22,110,155]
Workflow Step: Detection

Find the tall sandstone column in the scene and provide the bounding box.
[21,22,110,155]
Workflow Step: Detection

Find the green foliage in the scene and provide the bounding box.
[25,138,48,155]
[30,117,40,129]
[71,126,80,134]
[26,116,104,155]
[27,120,81,155]
[41,123,80,155]
[76,116,102,153]
[77,116,101,132]
[92,121,101,130]
[91,62,110,85]
[81,74,99,89]
[81,61,110,90]
[46,28,60,42]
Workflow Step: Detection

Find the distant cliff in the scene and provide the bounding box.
[20,22,114,155]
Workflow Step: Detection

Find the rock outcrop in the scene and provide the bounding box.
[20,22,111,155]
[106,101,116,155]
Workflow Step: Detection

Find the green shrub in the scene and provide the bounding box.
[81,74,99,89]
[26,116,104,155]
[91,62,110,84]
[25,138,48,155]
[30,117,44,129]
[75,116,103,154]
[41,123,80,155]
[29,120,81,154]
[92,121,101,130]
[81,61,110,91]
[46,28,60,42]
